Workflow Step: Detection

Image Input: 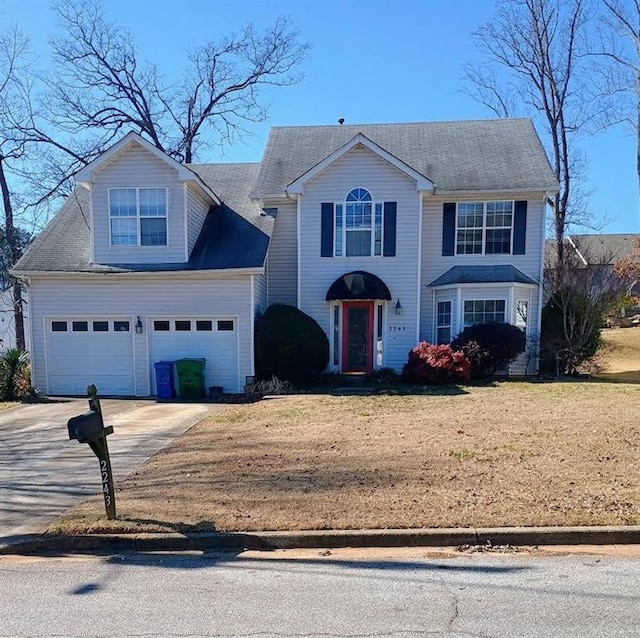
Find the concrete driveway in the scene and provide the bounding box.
[0,398,221,539]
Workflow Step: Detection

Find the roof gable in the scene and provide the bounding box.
[286,133,433,194]
[75,132,220,204]
[252,119,559,198]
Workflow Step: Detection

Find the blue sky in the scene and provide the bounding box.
[3,0,638,233]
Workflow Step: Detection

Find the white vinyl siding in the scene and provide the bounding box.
[29,275,254,396]
[264,198,297,306]
[186,185,211,257]
[92,144,186,264]
[254,272,268,316]
[299,146,420,372]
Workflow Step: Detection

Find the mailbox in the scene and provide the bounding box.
[68,410,105,443]
[66,385,117,519]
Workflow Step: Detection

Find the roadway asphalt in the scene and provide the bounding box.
[0,398,220,538]
[0,548,639,637]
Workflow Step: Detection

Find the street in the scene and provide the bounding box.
[1,548,639,637]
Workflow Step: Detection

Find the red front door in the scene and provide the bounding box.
[341,301,374,373]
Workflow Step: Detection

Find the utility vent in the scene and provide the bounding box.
[262,207,278,218]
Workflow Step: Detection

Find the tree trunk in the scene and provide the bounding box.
[0,157,25,350]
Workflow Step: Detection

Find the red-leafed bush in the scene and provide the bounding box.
[402,342,471,385]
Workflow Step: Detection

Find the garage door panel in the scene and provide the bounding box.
[149,317,239,394]
[47,317,135,396]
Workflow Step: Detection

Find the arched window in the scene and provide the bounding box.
[335,188,383,257]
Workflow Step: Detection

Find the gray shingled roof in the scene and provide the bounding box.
[14,163,272,274]
[428,265,538,287]
[569,234,640,264]
[251,119,559,197]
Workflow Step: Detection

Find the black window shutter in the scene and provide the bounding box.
[321,203,334,257]
[442,203,456,256]
[513,201,527,255]
[383,201,397,256]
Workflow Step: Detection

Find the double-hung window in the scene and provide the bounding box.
[436,301,452,344]
[110,188,167,247]
[463,300,506,327]
[335,188,383,257]
[456,201,513,255]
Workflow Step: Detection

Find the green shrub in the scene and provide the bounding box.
[402,342,470,385]
[451,323,526,379]
[255,304,329,385]
[0,348,30,400]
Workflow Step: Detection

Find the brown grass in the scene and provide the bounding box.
[0,402,19,412]
[50,380,640,534]
[594,328,640,382]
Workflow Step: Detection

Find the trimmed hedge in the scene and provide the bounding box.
[255,304,329,385]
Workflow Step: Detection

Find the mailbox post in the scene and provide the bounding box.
[67,384,116,519]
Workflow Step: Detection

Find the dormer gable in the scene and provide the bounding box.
[76,132,219,202]
[80,132,219,266]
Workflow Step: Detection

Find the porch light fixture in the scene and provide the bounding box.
[135,316,143,334]
[395,299,402,315]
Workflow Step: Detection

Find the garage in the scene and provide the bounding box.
[149,317,239,394]
[46,317,135,395]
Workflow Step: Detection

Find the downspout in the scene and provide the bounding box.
[536,192,549,374]
[416,191,424,344]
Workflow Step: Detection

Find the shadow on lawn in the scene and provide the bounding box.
[590,370,640,384]
[328,384,472,397]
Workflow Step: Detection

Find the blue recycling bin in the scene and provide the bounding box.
[154,361,175,400]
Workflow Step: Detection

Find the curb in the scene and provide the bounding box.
[2,525,640,555]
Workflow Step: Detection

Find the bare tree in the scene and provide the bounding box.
[50,0,309,163]
[464,0,600,266]
[591,1,640,195]
[0,24,32,349]
[0,20,101,349]
[542,238,626,374]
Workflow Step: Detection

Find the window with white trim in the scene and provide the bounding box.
[334,188,383,257]
[109,188,167,247]
[456,201,513,255]
[463,300,506,327]
[436,301,452,344]
[515,299,529,335]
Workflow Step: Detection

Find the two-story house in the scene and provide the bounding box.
[13,119,558,396]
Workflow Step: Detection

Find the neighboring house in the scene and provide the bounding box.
[559,233,640,319]
[12,119,558,396]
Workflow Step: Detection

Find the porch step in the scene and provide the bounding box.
[338,374,368,386]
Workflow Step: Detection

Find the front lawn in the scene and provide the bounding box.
[50,380,640,534]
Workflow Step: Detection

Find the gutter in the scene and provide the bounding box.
[11,267,265,279]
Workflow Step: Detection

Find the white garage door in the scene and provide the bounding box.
[46,317,135,396]
[149,317,239,394]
